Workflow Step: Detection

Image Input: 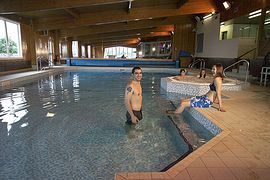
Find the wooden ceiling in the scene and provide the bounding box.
[0,0,218,47]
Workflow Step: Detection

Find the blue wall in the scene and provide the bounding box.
[66,58,176,67]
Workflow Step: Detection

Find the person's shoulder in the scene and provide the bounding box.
[214,76,223,83]
[126,80,134,88]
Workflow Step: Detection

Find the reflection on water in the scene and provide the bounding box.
[0,73,82,136]
[0,90,28,135]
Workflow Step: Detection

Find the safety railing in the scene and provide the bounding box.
[36,56,50,71]
[188,58,205,69]
[223,59,250,85]
[260,67,270,87]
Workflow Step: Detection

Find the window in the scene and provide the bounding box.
[87,45,91,58]
[81,45,85,57]
[0,18,22,58]
[104,46,136,58]
[221,31,228,40]
[72,41,78,57]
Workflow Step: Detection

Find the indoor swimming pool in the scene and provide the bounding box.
[0,70,215,179]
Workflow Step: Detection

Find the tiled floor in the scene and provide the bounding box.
[115,85,270,179]
[1,69,270,180]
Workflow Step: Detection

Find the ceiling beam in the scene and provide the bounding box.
[127,0,132,13]
[90,38,139,46]
[33,1,215,30]
[64,8,80,18]
[177,0,188,9]
[77,27,172,41]
[80,31,171,44]
[60,15,192,38]
[0,0,131,14]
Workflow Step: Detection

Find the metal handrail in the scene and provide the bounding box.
[223,59,250,85]
[189,58,205,69]
[37,56,49,71]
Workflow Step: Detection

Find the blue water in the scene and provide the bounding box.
[0,71,213,179]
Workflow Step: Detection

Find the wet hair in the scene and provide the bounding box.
[179,69,186,76]
[132,66,142,74]
[199,68,206,78]
[214,63,224,79]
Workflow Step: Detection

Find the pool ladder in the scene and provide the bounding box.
[223,59,250,86]
[36,56,50,71]
[188,58,206,69]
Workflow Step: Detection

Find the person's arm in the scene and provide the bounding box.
[124,84,138,123]
[213,93,218,103]
[215,77,226,112]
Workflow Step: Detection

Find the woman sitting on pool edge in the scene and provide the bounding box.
[167,63,226,114]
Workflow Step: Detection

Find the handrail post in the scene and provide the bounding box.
[188,58,205,69]
[223,59,250,86]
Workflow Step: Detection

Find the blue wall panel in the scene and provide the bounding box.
[67,58,176,67]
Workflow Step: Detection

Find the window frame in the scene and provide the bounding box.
[0,17,23,59]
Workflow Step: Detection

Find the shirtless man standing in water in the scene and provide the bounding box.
[125,67,143,124]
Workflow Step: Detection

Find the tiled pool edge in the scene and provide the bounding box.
[114,108,231,180]
[0,69,63,90]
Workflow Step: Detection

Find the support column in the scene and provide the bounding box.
[85,44,88,58]
[172,24,195,67]
[29,24,37,67]
[95,45,103,58]
[91,46,95,58]
[53,30,60,60]
[65,38,72,58]
[257,8,267,57]
[78,41,82,58]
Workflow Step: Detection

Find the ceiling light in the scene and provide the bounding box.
[223,1,231,10]
[248,13,261,19]
[203,13,213,20]
[265,21,270,25]
[249,9,261,16]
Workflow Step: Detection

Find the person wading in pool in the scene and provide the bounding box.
[125,67,143,124]
[167,63,226,114]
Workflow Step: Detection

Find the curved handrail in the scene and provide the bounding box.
[188,58,205,69]
[223,59,250,85]
[237,48,256,60]
[37,56,49,71]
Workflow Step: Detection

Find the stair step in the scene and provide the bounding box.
[231,69,248,75]
[225,72,250,81]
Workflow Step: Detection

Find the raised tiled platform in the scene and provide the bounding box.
[161,76,246,96]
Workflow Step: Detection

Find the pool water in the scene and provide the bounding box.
[0,71,214,179]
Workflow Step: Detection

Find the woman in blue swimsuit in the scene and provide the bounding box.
[167,63,226,114]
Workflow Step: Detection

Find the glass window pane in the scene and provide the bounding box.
[81,45,85,57]
[0,19,7,57]
[87,45,91,58]
[72,41,78,57]
[6,21,20,57]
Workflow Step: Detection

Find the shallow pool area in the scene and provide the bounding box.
[0,70,217,179]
